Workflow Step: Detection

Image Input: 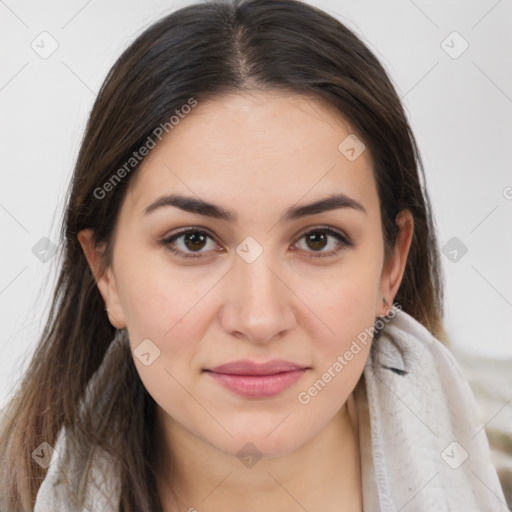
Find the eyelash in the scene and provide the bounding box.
[159,226,354,260]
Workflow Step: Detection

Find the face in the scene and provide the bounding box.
[79,90,412,460]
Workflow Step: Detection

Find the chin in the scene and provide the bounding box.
[212,429,306,462]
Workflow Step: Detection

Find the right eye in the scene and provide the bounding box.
[160,228,223,259]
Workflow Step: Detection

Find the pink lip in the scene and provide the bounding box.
[204,359,309,398]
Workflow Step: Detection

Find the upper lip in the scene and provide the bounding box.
[206,359,308,376]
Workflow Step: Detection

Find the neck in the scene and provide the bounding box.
[156,396,362,512]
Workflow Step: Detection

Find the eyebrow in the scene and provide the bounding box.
[142,192,367,222]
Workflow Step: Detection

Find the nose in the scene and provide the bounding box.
[219,248,297,345]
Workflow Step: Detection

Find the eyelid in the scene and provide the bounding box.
[162,225,217,242]
[294,224,350,242]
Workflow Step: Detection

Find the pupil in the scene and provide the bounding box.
[185,232,206,251]
[307,231,327,251]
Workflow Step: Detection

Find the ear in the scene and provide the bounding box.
[376,209,414,316]
[77,228,127,330]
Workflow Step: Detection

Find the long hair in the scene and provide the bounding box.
[0,0,445,510]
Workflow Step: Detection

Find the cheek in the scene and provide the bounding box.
[116,247,213,341]
[307,289,375,391]
[303,258,382,343]
[113,251,214,396]
[295,274,377,413]
[118,265,211,421]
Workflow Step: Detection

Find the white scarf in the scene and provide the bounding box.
[35,307,508,511]
[354,306,508,511]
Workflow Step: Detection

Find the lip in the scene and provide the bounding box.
[208,359,307,375]
[204,359,309,398]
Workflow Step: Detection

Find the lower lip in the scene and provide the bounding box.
[205,369,307,398]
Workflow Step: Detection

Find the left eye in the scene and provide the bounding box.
[293,228,352,258]
[160,227,353,260]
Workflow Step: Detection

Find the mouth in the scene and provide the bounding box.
[203,359,310,398]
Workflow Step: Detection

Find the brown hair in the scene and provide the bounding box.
[0,0,445,510]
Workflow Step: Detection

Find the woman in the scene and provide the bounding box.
[0,0,507,510]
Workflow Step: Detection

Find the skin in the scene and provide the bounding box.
[78,90,413,511]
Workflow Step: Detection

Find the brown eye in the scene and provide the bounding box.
[305,231,329,251]
[161,229,220,259]
[183,231,208,251]
[294,228,353,258]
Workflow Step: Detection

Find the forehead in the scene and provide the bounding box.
[121,90,378,221]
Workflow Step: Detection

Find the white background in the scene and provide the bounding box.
[1,0,511,408]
